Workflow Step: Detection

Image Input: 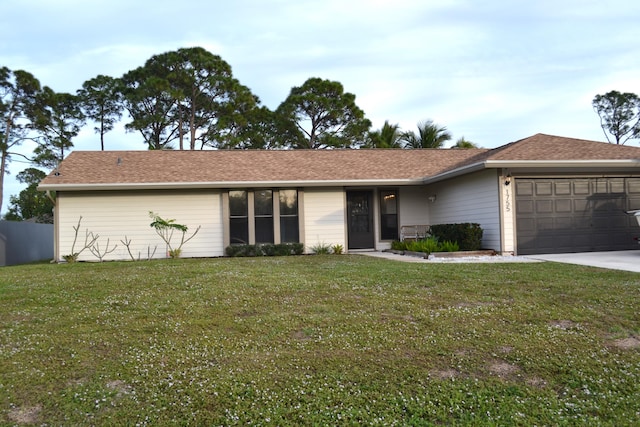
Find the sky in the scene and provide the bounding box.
[1,0,639,214]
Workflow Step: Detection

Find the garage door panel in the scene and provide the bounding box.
[555,199,572,212]
[628,179,640,193]
[516,200,534,214]
[516,177,639,254]
[628,197,640,210]
[535,200,553,213]
[554,181,571,195]
[554,216,573,228]
[535,182,553,196]
[515,181,534,196]
[573,181,590,194]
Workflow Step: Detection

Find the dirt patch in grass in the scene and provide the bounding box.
[106,380,133,396]
[610,336,640,349]
[292,329,312,340]
[8,405,42,424]
[549,320,579,330]
[526,376,548,388]
[431,368,460,380]
[488,360,520,378]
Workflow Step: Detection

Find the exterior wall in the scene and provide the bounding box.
[398,186,431,227]
[302,188,346,252]
[56,190,223,261]
[427,169,502,251]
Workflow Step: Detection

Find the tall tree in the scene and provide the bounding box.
[77,75,122,150]
[226,106,281,149]
[120,47,259,150]
[4,168,53,223]
[0,67,42,213]
[31,87,86,168]
[120,67,179,150]
[592,91,640,145]
[276,77,371,149]
[401,120,452,149]
[365,121,403,148]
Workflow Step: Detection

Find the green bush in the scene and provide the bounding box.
[310,242,332,255]
[429,223,483,251]
[391,240,407,251]
[405,236,440,255]
[438,240,460,252]
[225,243,304,257]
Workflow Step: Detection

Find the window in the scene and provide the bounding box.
[226,189,299,245]
[380,190,398,240]
[229,190,248,244]
[254,190,274,244]
[279,189,299,243]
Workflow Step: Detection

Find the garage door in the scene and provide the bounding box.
[515,178,640,255]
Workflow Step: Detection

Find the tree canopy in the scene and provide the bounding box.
[31,87,85,168]
[4,167,53,223]
[77,74,122,150]
[0,67,42,213]
[276,78,371,149]
[592,90,640,145]
[365,120,403,148]
[400,120,452,149]
[120,47,259,150]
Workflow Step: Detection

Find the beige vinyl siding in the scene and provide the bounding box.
[398,186,431,227]
[56,190,223,261]
[302,188,346,253]
[427,169,502,251]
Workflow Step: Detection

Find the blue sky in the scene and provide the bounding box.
[1,0,639,213]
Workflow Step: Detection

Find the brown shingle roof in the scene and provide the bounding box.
[484,133,640,161]
[39,134,640,190]
[39,148,487,187]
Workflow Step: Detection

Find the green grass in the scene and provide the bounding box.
[1,256,639,425]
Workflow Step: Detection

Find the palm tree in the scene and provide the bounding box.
[365,120,403,148]
[400,120,452,149]
[451,136,479,149]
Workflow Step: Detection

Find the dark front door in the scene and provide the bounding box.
[347,191,374,249]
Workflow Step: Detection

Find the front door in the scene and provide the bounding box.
[347,191,374,249]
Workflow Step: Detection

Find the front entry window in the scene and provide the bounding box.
[227,189,299,245]
[254,190,274,243]
[229,190,249,244]
[380,190,398,240]
[279,189,299,243]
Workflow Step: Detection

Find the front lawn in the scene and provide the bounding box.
[0,256,639,425]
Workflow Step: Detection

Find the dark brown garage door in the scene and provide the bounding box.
[515,178,640,255]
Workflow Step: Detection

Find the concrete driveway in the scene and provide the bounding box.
[525,250,640,273]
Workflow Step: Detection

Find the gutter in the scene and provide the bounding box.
[38,178,427,192]
[423,159,640,184]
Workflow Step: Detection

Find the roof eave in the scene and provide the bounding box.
[38,178,426,192]
[423,159,640,184]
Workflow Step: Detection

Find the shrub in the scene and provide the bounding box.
[439,240,460,252]
[225,243,304,257]
[430,223,483,251]
[391,240,408,251]
[310,242,332,255]
[331,244,344,255]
